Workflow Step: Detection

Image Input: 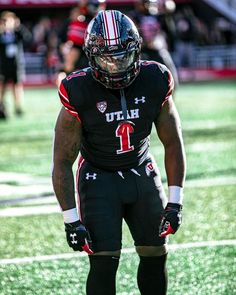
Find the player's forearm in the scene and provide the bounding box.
[164,141,186,187]
[52,161,76,211]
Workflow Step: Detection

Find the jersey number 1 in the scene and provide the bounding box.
[116,122,134,154]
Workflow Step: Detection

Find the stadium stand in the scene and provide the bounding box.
[1,0,236,84]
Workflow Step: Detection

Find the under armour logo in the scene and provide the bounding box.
[134,96,146,104]
[70,233,77,244]
[85,173,97,180]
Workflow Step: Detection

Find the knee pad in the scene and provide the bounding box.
[136,244,168,256]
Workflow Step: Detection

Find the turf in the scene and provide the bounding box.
[0,246,235,295]
[0,81,236,178]
[0,184,235,259]
[0,81,235,295]
[0,88,60,176]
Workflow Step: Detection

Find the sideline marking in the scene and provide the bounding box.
[0,240,235,265]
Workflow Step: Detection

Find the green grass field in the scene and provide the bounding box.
[0,80,236,295]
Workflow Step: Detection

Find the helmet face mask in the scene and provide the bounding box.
[94,50,136,74]
[84,10,142,89]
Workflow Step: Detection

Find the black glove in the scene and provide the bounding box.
[65,220,93,254]
[159,203,182,237]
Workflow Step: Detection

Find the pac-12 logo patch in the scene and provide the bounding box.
[96,101,107,113]
[145,162,154,176]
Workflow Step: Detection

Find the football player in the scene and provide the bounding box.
[57,0,106,85]
[0,11,31,118]
[52,10,186,295]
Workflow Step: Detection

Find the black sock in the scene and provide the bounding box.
[137,254,168,295]
[86,255,120,295]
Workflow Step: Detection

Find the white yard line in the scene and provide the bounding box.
[0,205,60,217]
[0,184,53,198]
[185,176,236,188]
[0,240,235,265]
[0,175,236,217]
[0,172,50,185]
[0,174,235,203]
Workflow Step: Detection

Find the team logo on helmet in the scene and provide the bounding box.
[96,101,107,113]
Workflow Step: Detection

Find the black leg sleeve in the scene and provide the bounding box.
[137,254,168,295]
[86,255,120,295]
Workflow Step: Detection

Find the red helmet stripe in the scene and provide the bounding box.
[111,10,118,44]
[103,10,119,46]
[103,11,111,45]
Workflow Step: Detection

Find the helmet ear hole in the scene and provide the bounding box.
[83,10,142,89]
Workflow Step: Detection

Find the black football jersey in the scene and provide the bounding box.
[58,61,174,171]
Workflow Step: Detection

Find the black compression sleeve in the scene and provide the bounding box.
[86,255,120,295]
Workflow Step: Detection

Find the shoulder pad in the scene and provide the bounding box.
[66,68,91,81]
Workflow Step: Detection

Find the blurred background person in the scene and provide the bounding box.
[0,11,31,119]
[44,29,61,83]
[32,17,51,55]
[57,0,106,85]
[173,6,198,69]
[130,0,179,88]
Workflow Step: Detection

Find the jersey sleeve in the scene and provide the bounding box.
[58,80,81,122]
[162,67,175,107]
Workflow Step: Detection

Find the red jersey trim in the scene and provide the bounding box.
[58,82,81,122]
[76,156,85,221]
[162,69,174,107]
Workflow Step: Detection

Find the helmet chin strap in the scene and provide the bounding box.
[119,88,128,121]
[119,88,135,125]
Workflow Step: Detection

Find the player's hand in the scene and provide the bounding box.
[159,203,182,237]
[65,220,93,254]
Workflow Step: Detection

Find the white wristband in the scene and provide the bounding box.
[168,186,183,205]
[63,208,80,223]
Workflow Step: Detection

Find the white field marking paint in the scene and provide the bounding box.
[0,170,235,201]
[0,240,235,265]
[0,196,57,206]
[0,205,61,217]
[0,184,53,198]
[4,196,57,207]
[0,172,50,184]
[0,175,236,217]
[185,176,236,188]
[1,171,236,189]
[0,175,235,202]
